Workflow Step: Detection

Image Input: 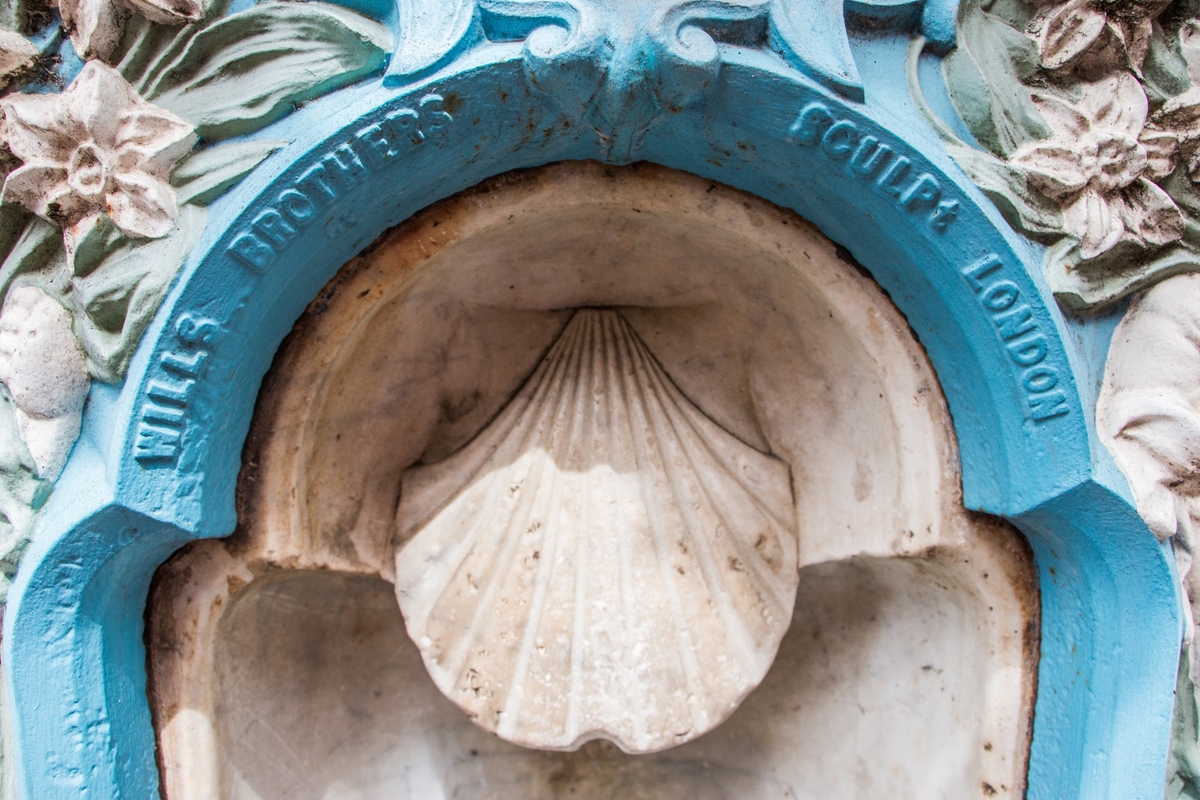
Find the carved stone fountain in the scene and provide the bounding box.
[146,162,1038,798]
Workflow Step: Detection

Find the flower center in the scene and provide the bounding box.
[67,142,110,201]
[1083,130,1146,192]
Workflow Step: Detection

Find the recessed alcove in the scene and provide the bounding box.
[146,162,1038,799]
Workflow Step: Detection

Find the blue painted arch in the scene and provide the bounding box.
[2,42,1182,799]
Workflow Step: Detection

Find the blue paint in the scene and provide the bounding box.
[1,19,1181,800]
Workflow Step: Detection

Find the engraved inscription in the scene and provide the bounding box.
[133,314,219,464]
[788,101,959,233]
[226,94,453,274]
[962,255,1069,422]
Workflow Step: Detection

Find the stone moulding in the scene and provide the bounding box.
[0,6,1182,800]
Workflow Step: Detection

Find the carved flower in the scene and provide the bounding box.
[1028,0,1170,75]
[0,61,196,246]
[1011,74,1183,258]
[58,0,204,61]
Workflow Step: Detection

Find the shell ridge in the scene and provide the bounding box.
[565,313,602,745]
[438,322,590,691]
[497,314,598,742]
[598,310,654,748]
[610,312,712,743]
[626,326,766,683]
[635,345,798,618]
[395,324,584,628]
[398,313,587,538]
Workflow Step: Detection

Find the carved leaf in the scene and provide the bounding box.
[145,3,390,140]
[947,143,1065,237]
[769,0,862,99]
[385,0,476,85]
[1142,28,1200,106]
[0,384,49,604]
[171,138,287,206]
[1045,237,1200,311]
[944,0,1051,157]
[67,203,206,381]
[1034,0,1107,70]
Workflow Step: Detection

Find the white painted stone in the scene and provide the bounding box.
[1098,272,1200,679]
[0,62,196,244]
[395,309,797,752]
[0,286,89,481]
[1010,73,1182,260]
[148,163,1037,799]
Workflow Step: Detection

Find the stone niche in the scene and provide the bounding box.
[146,162,1038,799]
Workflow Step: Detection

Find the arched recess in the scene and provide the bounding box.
[0,48,1182,800]
[146,162,1041,798]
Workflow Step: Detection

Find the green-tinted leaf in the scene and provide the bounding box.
[945,0,1051,157]
[1167,647,1200,800]
[146,3,390,141]
[0,203,33,270]
[67,203,207,382]
[172,138,288,206]
[0,384,49,605]
[1143,21,1193,104]
[0,217,60,302]
[947,143,1064,237]
[1162,162,1200,220]
[1046,237,1200,311]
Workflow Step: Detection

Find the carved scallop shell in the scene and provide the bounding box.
[394,309,798,753]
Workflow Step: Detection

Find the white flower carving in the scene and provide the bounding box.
[58,0,204,61]
[0,61,196,246]
[0,286,89,482]
[1011,73,1183,259]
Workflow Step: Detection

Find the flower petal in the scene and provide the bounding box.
[1012,142,1091,198]
[1030,91,1092,140]
[1119,177,1185,246]
[0,31,38,90]
[1152,87,1200,142]
[1034,0,1108,70]
[1139,128,1179,179]
[1085,72,1147,136]
[0,94,76,164]
[124,0,202,25]
[1064,188,1124,258]
[3,163,94,226]
[64,62,137,150]
[61,0,127,62]
[106,171,177,238]
[115,106,196,176]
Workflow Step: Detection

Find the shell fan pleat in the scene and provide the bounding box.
[394,308,798,753]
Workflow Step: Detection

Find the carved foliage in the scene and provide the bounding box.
[935,0,1200,311]
[0,0,390,609]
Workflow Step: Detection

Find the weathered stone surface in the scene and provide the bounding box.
[147,163,1038,798]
